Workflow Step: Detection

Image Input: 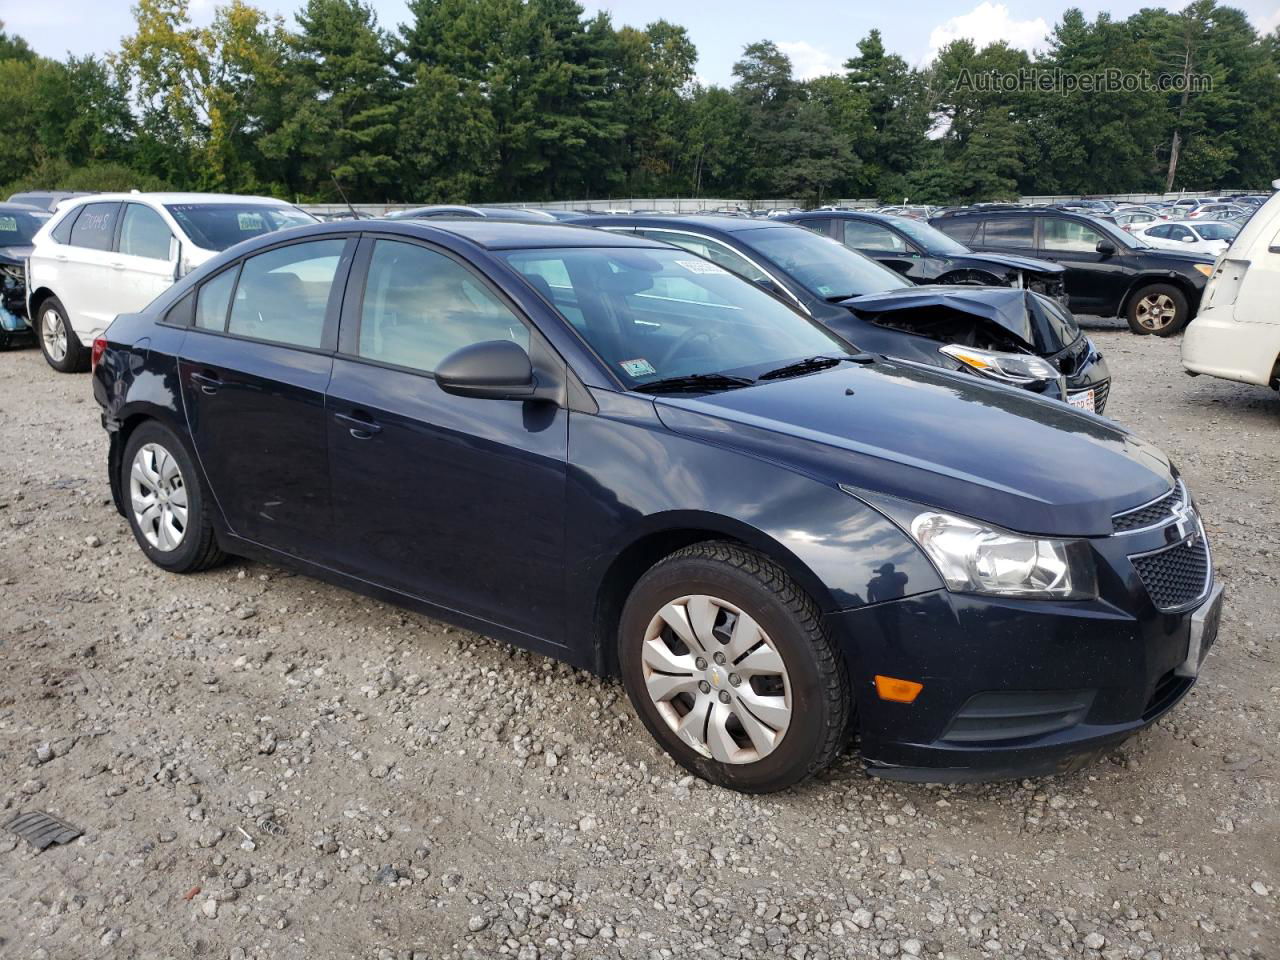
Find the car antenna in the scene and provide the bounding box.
[330,172,362,221]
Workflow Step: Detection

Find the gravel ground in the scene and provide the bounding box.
[0,327,1276,960]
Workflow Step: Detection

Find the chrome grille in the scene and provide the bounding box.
[1092,380,1110,414]
[1113,481,1185,533]
[1131,536,1210,612]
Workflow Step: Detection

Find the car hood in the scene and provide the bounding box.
[1138,247,1216,266]
[653,359,1171,538]
[839,286,1075,354]
[0,244,32,265]
[946,251,1064,276]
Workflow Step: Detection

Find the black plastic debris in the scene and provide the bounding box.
[3,811,82,851]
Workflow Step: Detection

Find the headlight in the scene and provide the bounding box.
[908,511,1096,599]
[939,344,1058,383]
[1193,263,1213,277]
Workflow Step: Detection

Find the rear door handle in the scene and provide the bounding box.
[335,412,382,439]
[190,371,222,395]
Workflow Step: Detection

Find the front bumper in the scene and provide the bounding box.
[827,527,1219,781]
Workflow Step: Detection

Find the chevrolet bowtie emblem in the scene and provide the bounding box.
[1172,504,1196,543]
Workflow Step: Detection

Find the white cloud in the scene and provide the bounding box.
[925,2,1049,63]
[777,40,842,81]
[1257,7,1280,34]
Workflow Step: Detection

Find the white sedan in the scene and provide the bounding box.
[1133,220,1239,257]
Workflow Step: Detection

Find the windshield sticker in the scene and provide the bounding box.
[816,284,834,296]
[675,258,729,276]
[0,217,16,233]
[620,358,656,378]
[237,212,265,230]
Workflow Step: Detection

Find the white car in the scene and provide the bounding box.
[27,192,315,371]
[1133,220,1239,257]
[1181,185,1280,393]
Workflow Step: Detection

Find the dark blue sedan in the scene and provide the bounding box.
[92,219,1220,792]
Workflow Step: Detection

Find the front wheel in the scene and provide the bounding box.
[35,296,89,372]
[1127,284,1190,337]
[619,542,850,793]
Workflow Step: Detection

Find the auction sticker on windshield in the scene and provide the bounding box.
[620,358,656,377]
[237,212,265,230]
[676,259,729,275]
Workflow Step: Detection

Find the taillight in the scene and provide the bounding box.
[91,337,107,371]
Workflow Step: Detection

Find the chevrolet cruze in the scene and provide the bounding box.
[92,220,1222,792]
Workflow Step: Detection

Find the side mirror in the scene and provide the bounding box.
[435,339,537,400]
[1181,235,1197,243]
[1095,239,1117,256]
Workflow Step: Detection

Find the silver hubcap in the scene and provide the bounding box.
[641,594,791,765]
[41,308,67,361]
[1135,293,1176,331]
[129,443,188,552]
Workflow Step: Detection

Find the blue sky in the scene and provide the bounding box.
[7,0,1280,85]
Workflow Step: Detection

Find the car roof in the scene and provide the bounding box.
[575,213,787,235]
[259,218,670,252]
[61,192,296,207]
[0,202,50,214]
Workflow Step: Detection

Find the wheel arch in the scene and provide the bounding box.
[108,404,200,518]
[589,512,841,678]
[26,285,56,320]
[1118,274,1201,319]
[935,268,1006,287]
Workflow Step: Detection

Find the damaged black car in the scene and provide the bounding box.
[0,203,50,349]
[574,215,1111,414]
[778,210,1068,306]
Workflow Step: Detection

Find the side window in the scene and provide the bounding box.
[165,291,195,327]
[68,202,121,251]
[195,267,238,331]
[119,203,173,260]
[839,220,908,253]
[791,218,831,236]
[1042,218,1103,252]
[1168,225,1191,241]
[1146,225,1171,239]
[357,239,528,374]
[634,230,768,283]
[227,239,346,348]
[982,216,1034,247]
[51,208,80,244]
[931,217,979,244]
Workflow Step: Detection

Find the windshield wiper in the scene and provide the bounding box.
[757,356,859,381]
[632,373,755,394]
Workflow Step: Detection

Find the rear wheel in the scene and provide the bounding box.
[619,542,850,793]
[36,296,89,372]
[1126,284,1189,337]
[121,421,225,573]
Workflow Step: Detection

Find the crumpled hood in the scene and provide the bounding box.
[840,286,1075,354]
[653,359,1172,538]
[0,244,32,265]
[947,251,1065,276]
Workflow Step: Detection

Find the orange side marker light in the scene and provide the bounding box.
[874,675,923,703]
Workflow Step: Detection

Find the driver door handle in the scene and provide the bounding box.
[335,412,382,439]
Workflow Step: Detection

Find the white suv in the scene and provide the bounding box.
[27,192,315,371]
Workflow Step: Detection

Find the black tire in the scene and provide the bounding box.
[120,421,225,573]
[33,295,89,372]
[618,541,850,793]
[1126,283,1190,337]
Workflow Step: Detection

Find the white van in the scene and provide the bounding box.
[1181,185,1280,394]
[27,193,314,371]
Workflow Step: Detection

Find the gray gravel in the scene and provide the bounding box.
[0,330,1277,959]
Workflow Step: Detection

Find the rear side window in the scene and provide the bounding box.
[791,218,831,236]
[931,217,979,245]
[982,216,1034,247]
[119,203,173,260]
[69,202,121,251]
[227,239,346,348]
[51,208,80,244]
[357,239,528,374]
[195,267,238,331]
[839,220,909,253]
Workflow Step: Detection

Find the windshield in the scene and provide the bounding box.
[165,203,316,251]
[884,215,969,255]
[1194,222,1238,241]
[501,246,853,388]
[0,209,50,245]
[745,225,913,299]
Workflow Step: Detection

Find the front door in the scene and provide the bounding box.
[1038,217,1126,314]
[178,236,353,557]
[326,237,568,641]
[113,202,179,312]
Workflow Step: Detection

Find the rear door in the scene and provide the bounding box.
[113,202,178,311]
[325,237,568,640]
[178,236,354,558]
[59,201,123,340]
